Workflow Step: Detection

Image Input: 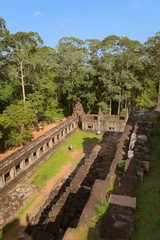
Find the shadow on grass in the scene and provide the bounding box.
[87,218,105,240]
[0,218,19,240]
[82,136,101,154]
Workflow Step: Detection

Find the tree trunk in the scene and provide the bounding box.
[125,99,129,119]
[117,93,121,115]
[109,99,112,115]
[20,62,26,103]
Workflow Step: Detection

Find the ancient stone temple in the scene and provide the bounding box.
[73,102,127,133]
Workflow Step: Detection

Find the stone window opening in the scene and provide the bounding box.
[88,123,93,129]
[46,142,50,148]
[16,163,21,173]
[4,171,10,183]
[33,151,37,159]
[40,146,44,153]
[25,157,29,166]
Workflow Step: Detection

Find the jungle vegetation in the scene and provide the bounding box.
[0,16,160,149]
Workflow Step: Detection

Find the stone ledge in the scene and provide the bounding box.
[109,194,136,209]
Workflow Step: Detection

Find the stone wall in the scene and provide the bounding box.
[73,102,127,133]
[81,114,126,132]
[0,116,78,189]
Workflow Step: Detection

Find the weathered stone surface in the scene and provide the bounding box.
[137,134,148,142]
[109,194,136,209]
[100,205,134,240]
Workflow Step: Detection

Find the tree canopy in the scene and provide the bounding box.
[0,16,159,148]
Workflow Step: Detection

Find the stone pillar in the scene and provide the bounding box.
[29,154,34,164]
[36,148,41,158]
[10,167,16,178]
[54,135,58,144]
[0,175,5,188]
[63,129,65,137]
[59,134,62,141]
[49,139,53,148]
[20,160,25,170]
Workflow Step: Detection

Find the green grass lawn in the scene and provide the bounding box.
[134,117,160,240]
[28,129,102,188]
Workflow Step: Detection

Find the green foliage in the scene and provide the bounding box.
[96,198,109,219]
[120,108,127,116]
[0,101,36,146]
[135,81,157,109]
[96,180,114,219]
[117,160,126,171]
[98,102,110,114]
[27,91,45,115]
[6,128,33,146]
[0,101,36,128]
[0,84,13,102]
[44,108,64,122]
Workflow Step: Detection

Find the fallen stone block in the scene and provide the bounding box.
[109,194,136,209]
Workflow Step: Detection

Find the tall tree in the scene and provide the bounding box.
[56,37,88,111]
[27,46,58,118]
[113,37,143,114]
[5,31,43,103]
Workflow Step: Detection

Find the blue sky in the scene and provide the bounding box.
[0,0,160,48]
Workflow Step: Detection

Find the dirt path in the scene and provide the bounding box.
[3,150,84,240]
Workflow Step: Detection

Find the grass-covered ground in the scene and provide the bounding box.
[27,129,101,188]
[0,129,102,240]
[134,116,160,240]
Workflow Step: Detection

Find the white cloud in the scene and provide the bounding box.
[34,11,43,17]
